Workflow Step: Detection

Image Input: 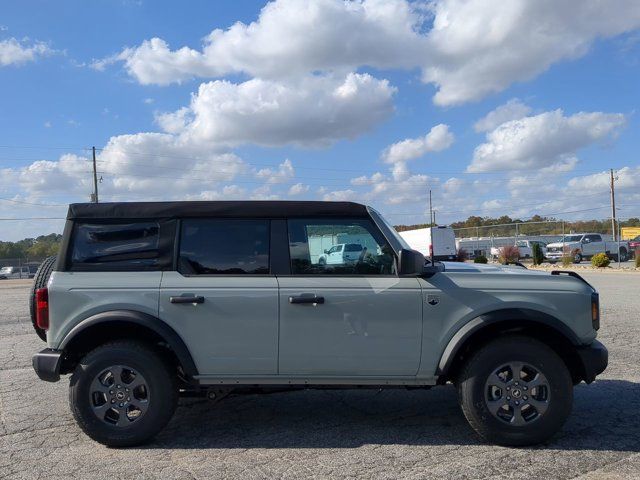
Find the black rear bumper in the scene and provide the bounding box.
[32,349,63,382]
[576,340,608,384]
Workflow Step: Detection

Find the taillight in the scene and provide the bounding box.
[35,288,49,331]
[591,292,600,331]
[429,244,434,258]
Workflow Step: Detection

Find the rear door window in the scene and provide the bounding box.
[70,222,161,270]
[178,219,270,275]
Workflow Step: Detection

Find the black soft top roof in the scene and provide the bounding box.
[67,201,369,220]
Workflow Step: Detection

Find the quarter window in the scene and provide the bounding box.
[178,219,270,275]
[71,222,161,270]
[287,218,395,275]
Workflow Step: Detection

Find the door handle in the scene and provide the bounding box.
[289,294,324,305]
[170,295,205,304]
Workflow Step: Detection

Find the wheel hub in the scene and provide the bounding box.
[484,361,550,426]
[89,365,149,427]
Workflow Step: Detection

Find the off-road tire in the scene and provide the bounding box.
[457,335,573,446]
[69,341,178,447]
[29,255,57,341]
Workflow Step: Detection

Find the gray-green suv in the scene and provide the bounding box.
[32,201,607,447]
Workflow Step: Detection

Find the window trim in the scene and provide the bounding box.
[286,217,399,277]
[176,217,272,277]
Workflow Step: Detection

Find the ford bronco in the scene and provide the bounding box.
[32,201,607,447]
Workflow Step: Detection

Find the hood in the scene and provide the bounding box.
[441,262,548,276]
[546,241,578,248]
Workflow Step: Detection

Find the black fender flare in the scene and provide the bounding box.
[59,310,199,378]
[437,308,581,375]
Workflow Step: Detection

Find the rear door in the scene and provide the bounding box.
[159,218,279,375]
[278,217,423,376]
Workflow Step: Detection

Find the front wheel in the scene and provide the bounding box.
[69,341,178,447]
[457,335,573,446]
[573,252,582,264]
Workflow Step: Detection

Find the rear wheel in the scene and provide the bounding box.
[69,341,178,447]
[457,335,573,446]
[29,256,57,341]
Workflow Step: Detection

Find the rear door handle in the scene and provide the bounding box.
[170,295,205,304]
[289,294,324,305]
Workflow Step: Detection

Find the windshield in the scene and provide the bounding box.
[367,207,411,251]
[0,267,11,273]
[562,235,583,242]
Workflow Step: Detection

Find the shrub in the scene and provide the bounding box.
[455,248,467,262]
[532,243,544,266]
[591,252,610,268]
[498,245,520,264]
[474,255,488,264]
[561,255,573,267]
[636,249,640,268]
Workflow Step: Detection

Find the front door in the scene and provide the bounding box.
[159,218,279,375]
[278,218,423,376]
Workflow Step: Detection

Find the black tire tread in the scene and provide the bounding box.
[69,340,178,447]
[29,255,57,341]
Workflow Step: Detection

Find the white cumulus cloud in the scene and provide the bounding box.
[0,37,54,67]
[382,124,454,164]
[156,73,396,147]
[468,110,627,172]
[105,0,640,106]
[473,99,532,133]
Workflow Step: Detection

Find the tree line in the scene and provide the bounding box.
[0,234,62,260]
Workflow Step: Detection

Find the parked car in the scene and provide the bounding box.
[546,233,630,263]
[32,201,607,448]
[629,235,640,258]
[399,226,457,261]
[490,240,547,260]
[0,265,32,279]
[317,243,364,265]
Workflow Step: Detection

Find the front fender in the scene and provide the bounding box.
[436,308,581,375]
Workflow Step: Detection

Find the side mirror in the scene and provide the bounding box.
[324,249,329,254]
[398,248,427,276]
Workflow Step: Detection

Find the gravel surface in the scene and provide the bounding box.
[1,273,639,479]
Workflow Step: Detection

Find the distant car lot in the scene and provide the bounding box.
[1,273,639,479]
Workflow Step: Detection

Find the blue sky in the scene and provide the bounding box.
[1,0,639,240]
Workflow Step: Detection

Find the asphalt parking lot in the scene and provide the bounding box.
[1,273,639,480]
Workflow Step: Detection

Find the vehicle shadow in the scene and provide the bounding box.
[150,379,640,452]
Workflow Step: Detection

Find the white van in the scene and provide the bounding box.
[399,226,457,261]
[0,265,32,279]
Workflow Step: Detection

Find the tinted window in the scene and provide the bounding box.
[288,218,395,275]
[71,222,160,269]
[586,234,602,242]
[179,219,269,275]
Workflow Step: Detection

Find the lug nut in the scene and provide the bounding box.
[506,387,510,391]
[515,382,519,386]
[523,386,528,391]
[111,399,115,404]
[110,390,114,395]
[515,401,520,405]
[116,385,121,389]
[524,396,528,400]
[507,396,511,400]
[119,403,124,407]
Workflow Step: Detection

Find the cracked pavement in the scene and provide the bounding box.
[0,273,639,479]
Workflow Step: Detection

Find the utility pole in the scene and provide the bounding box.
[610,169,616,241]
[429,189,433,226]
[433,210,436,226]
[92,146,99,203]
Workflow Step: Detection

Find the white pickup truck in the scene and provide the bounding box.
[490,239,548,260]
[546,233,630,263]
